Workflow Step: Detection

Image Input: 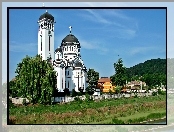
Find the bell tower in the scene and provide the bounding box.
[37,10,56,61]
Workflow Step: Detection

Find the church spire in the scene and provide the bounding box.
[69,26,72,34]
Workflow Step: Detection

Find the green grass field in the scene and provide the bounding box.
[9,94,166,124]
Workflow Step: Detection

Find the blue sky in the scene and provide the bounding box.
[9,8,166,81]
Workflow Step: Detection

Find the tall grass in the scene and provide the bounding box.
[9,95,166,124]
[9,94,166,116]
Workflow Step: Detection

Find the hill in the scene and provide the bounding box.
[125,58,166,87]
[126,58,166,78]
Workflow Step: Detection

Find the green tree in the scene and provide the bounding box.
[114,86,122,94]
[10,54,57,104]
[86,68,99,95]
[111,58,127,87]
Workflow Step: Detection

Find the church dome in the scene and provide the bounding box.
[62,34,79,43]
[74,60,83,67]
[39,11,54,21]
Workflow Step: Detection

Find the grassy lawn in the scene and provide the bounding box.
[89,108,166,124]
[9,94,166,124]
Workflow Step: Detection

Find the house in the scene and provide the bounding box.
[126,81,146,90]
[97,77,115,93]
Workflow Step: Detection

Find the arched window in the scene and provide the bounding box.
[49,36,50,51]
[68,81,69,88]
[41,36,42,51]
[72,47,73,51]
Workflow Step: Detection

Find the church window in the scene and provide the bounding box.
[72,47,73,51]
[69,46,71,51]
[68,71,69,75]
[65,81,66,88]
[49,36,50,51]
[68,81,69,88]
[62,79,63,88]
[48,30,51,35]
[41,36,42,51]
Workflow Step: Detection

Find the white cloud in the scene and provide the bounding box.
[83,9,126,28]
[80,39,108,54]
[129,46,165,56]
[9,41,37,52]
[79,9,138,40]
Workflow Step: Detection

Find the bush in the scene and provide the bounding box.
[152,91,157,96]
[112,118,125,124]
[85,94,93,102]
[71,89,77,97]
[158,89,166,95]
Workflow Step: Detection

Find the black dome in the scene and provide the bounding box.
[74,59,83,67]
[62,34,79,43]
[39,12,54,21]
[75,61,83,67]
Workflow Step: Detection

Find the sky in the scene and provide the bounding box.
[8,7,166,81]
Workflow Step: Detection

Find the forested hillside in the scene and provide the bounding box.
[125,58,166,87]
[126,58,166,78]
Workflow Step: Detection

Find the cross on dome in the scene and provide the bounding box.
[69,26,72,34]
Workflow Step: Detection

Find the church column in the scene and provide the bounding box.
[56,66,62,92]
[62,67,65,91]
[83,71,85,92]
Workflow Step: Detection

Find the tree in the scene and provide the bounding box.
[86,68,99,95]
[10,54,57,104]
[114,86,122,94]
[111,58,127,87]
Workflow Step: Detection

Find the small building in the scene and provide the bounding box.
[97,77,115,93]
[93,88,101,96]
[126,80,146,90]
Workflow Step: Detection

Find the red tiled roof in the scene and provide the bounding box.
[98,78,111,83]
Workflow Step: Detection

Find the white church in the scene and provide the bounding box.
[37,10,88,95]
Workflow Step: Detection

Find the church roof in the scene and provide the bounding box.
[55,47,62,53]
[39,11,54,21]
[74,59,83,67]
[98,78,111,83]
[62,34,79,43]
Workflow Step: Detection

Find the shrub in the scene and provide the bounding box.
[85,94,93,102]
[71,89,77,97]
[158,89,166,95]
[152,91,157,96]
[112,118,125,124]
